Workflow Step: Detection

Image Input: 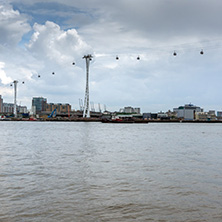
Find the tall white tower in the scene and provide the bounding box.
[13,80,18,118]
[83,54,92,118]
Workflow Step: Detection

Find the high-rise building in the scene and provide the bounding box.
[32,97,47,114]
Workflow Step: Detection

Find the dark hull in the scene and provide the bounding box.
[101,119,148,124]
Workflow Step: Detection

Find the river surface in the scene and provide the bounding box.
[0,122,222,222]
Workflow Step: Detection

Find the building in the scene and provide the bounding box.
[196,111,217,121]
[32,97,47,114]
[3,103,14,113]
[2,103,28,115]
[173,104,203,120]
[121,106,141,114]
[195,112,208,121]
[208,110,215,115]
[45,103,71,114]
[18,106,28,114]
[143,113,158,120]
[217,111,222,120]
[157,112,169,120]
[0,95,3,113]
[32,97,72,116]
[134,108,141,114]
[217,111,222,117]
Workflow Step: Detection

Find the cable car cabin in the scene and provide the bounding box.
[52,72,55,75]
[116,56,119,60]
[137,56,140,60]
[38,75,40,78]
[200,50,204,55]
[72,62,75,65]
[173,52,177,56]
[22,81,25,84]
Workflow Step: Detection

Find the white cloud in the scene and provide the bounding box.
[0,62,12,84]
[0,3,31,46]
[27,21,92,64]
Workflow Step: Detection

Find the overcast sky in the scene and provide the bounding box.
[1,0,222,112]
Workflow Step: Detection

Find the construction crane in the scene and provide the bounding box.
[98,103,101,113]
[90,102,95,112]
[79,98,83,111]
[48,109,57,118]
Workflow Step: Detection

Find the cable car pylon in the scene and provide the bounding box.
[82,54,93,118]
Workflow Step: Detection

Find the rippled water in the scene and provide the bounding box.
[0,122,222,221]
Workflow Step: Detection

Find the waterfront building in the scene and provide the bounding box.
[134,108,141,114]
[32,96,72,116]
[208,110,216,115]
[157,112,169,120]
[173,104,203,120]
[143,113,158,120]
[31,106,36,115]
[32,97,47,114]
[3,103,14,113]
[121,106,141,114]
[1,95,28,115]
[18,106,28,114]
[2,103,28,115]
[0,95,3,113]
[217,111,222,120]
[166,110,177,119]
[217,111,222,117]
[195,111,217,121]
[207,110,217,121]
[195,112,208,121]
[45,103,71,113]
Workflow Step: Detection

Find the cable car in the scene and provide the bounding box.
[38,75,40,78]
[22,81,25,84]
[52,72,55,75]
[72,62,75,65]
[116,56,119,60]
[173,51,177,56]
[137,56,140,60]
[200,50,204,55]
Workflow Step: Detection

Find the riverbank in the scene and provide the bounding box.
[1,117,222,123]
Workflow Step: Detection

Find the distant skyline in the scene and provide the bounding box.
[1,0,222,112]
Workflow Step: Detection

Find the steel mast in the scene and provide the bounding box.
[13,80,18,118]
[82,54,92,118]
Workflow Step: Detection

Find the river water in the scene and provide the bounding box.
[0,122,222,222]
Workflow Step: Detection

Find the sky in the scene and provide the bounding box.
[1,0,222,113]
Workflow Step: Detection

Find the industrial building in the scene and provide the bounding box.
[173,104,203,120]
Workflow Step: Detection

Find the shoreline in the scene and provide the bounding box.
[1,118,222,123]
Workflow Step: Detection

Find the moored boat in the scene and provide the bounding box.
[101,114,148,124]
